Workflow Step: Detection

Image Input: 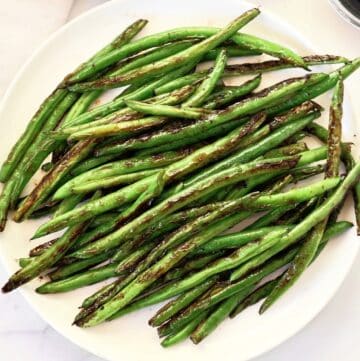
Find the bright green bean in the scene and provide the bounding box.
[183,48,227,107]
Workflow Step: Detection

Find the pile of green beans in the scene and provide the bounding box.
[1,9,359,348]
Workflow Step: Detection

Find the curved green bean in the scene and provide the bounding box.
[36,263,121,294]
[68,10,260,91]
[260,79,344,313]
[183,48,227,107]
[149,277,218,327]
[204,74,261,109]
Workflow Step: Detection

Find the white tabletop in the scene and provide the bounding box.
[0,1,359,360]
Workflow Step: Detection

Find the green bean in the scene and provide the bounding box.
[308,122,360,233]
[75,205,221,313]
[108,221,352,321]
[56,84,196,138]
[67,157,296,257]
[229,162,360,281]
[193,225,290,255]
[266,57,360,116]
[73,160,300,326]
[161,312,210,347]
[159,216,348,334]
[230,277,279,318]
[109,241,297,321]
[226,146,327,203]
[203,46,261,60]
[277,198,317,225]
[12,65,192,221]
[264,142,308,158]
[260,79,344,313]
[95,19,148,55]
[2,191,106,292]
[227,172,295,207]
[112,169,290,291]
[75,203,219,259]
[204,74,261,109]
[123,101,206,120]
[77,221,278,326]
[223,54,348,76]
[0,19,146,184]
[307,123,352,165]
[12,92,78,196]
[282,131,308,145]
[76,171,331,326]
[149,277,219,327]
[72,169,161,194]
[164,253,225,281]
[156,58,357,139]
[326,80,343,178]
[189,286,254,344]
[259,222,325,313]
[2,213,89,292]
[230,178,340,210]
[96,117,245,157]
[18,258,32,268]
[56,145,194,201]
[184,111,320,187]
[308,124,360,221]
[28,239,57,257]
[112,199,234,261]
[246,207,294,230]
[106,183,338,319]
[71,155,120,176]
[23,199,112,262]
[66,17,310,85]
[115,242,154,273]
[155,73,206,95]
[67,10,260,89]
[0,89,68,183]
[63,90,104,126]
[75,270,175,324]
[167,175,332,252]
[63,106,141,135]
[162,112,266,182]
[96,74,324,157]
[185,123,314,202]
[68,115,173,141]
[64,62,198,129]
[79,84,195,130]
[35,114,266,236]
[36,263,122,294]
[235,221,353,286]
[48,89,104,168]
[0,94,78,229]
[12,138,96,223]
[71,218,121,251]
[155,54,346,95]
[112,40,196,75]
[183,48,227,107]
[260,215,336,313]
[109,174,347,324]
[27,201,60,220]
[62,19,149,85]
[53,194,83,218]
[49,251,114,281]
[81,282,118,309]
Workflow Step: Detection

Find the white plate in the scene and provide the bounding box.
[0,1,359,360]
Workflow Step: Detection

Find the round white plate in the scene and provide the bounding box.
[0,1,359,360]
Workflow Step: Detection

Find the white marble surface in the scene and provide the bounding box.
[0,1,359,360]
